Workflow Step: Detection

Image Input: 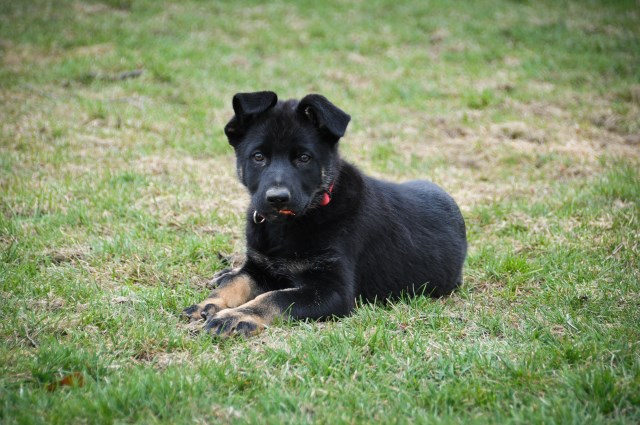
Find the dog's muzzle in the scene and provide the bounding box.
[265,187,291,208]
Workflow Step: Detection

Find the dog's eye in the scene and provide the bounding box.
[298,154,311,163]
[253,152,265,162]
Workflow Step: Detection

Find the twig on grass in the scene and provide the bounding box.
[24,326,38,348]
[81,69,144,83]
[606,242,624,260]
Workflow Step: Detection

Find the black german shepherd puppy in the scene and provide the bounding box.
[183,91,467,337]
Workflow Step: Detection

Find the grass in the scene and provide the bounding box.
[1,0,639,423]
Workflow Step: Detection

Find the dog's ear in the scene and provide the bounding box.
[224,91,278,145]
[297,94,351,142]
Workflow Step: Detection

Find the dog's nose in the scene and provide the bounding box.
[265,187,291,206]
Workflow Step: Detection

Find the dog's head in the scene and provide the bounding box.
[224,91,350,222]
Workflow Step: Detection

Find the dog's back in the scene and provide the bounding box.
[335,166,467,301]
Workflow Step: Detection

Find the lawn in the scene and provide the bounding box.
[1,0,639,423]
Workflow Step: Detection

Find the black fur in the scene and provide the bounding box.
[187,91,467,334]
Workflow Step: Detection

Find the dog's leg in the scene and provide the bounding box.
[203,283,354,337]
[182,270,262,321]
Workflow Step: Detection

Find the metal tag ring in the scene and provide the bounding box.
[253,210,266,224]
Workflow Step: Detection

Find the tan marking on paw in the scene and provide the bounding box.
[204,310,268,337]
[213,274,258,309]
[183,273,260,321]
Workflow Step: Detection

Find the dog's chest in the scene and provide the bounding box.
[246,217,342,280]
[247,247,337,279]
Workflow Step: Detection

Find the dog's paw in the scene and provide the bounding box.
[209,268,234,288]
[203,310,266,338]
[207,267,242,289]
[181,302,222,322]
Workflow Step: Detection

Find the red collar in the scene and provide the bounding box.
[319,183,334,207]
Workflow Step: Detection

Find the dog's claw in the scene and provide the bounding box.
[182,302,222,322]
[200,304,219,320]
[182,304,202,321]
[203,312,263,338]
[209,268,235,288]
[234,320,259,335]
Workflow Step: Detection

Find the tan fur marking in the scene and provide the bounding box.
[239,291,283,324]
[189,274,259,320]
[211,293,280,336]
[203,289,296,337]
[214,310,269,335]
[198,274,256,310]
[212,274,256,309]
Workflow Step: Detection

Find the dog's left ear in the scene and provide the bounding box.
[225,91,278,146]
[297,94,351,142]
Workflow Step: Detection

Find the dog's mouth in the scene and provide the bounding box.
[262,197,320,220]
[253,195,319,223]
[253,208,298,224]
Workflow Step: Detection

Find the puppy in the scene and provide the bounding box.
[183,91,467,336]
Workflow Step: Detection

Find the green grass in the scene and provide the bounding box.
[1,0,639,423]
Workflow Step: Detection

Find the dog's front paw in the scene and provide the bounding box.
[209,268,235,288]
[181,302,222,322]
[203,310,266,338]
